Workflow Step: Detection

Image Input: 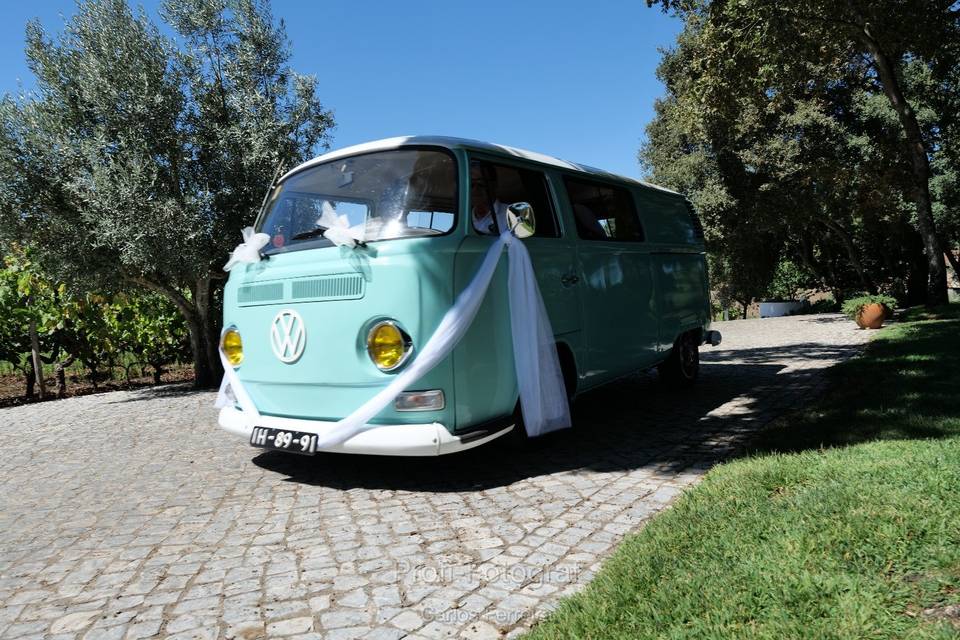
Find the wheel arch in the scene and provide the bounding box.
[555,340,578,399]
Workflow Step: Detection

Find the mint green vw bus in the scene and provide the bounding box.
[217,136,719,456]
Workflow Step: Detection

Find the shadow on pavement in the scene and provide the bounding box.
[252,337,850,491]
[745,314,960,454]
[107,382,198,403]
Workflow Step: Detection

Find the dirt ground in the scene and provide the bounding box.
[0,364,195,408]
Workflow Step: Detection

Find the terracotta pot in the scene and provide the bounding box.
[855,303,885,329]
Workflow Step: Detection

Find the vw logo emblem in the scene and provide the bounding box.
[270,309,306,363]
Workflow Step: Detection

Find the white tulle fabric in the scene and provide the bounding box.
[215,350,261,417]
[318,201,366,248]
[223,227,270,271]
[505,235,571,436]
[215,230,571,446]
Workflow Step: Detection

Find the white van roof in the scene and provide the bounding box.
[282,136,681,196]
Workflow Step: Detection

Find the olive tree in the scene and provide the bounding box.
[0,0,334,387]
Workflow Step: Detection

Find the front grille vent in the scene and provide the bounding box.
[237,283,284,305]
[237,274,364,306]
[291,274,364,301]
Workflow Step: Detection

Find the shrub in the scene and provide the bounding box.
[789,297,840,315]
[841,294,897,320]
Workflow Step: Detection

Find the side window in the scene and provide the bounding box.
[470,160,560,237]
[564,177,644,242]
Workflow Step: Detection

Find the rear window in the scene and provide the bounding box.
[685,200,705,241]
[564,178,644,242]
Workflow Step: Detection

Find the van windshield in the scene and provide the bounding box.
[257,149,458,254]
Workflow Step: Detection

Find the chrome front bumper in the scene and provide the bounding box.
[217,405,513,456]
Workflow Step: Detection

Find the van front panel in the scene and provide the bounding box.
[224,234,460,428]
[450,237,518,429]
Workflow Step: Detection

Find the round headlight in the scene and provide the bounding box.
[221,328,244,367]
[366,321,412,371]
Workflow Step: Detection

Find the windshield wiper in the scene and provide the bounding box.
[291,225,368,248]
[291,226,328,241]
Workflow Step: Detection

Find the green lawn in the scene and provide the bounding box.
[526,305,960,640]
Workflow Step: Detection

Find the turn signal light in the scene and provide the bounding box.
[221,328,244,367]
[395,390,445,411]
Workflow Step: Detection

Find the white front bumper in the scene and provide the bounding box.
[218,405,513,456]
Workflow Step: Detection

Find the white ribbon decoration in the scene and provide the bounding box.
[215,351,261,418]
[223,227,270,271]
[216,230,571,447]
[506,234,572,436]
[318,201,366,248]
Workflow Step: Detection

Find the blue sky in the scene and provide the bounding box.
[0,1,682,179]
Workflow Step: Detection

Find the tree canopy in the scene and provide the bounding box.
[0,0,334,386]
[643,0,960,309]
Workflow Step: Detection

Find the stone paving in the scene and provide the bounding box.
[0,314,872,640]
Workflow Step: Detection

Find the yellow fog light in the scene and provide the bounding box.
[221,328,244,367]
[366,321,412,372]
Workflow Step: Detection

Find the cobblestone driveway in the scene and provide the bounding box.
[0,314,871,640]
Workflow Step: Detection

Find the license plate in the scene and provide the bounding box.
[249,427,318,455]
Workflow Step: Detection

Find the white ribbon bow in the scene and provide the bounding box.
[318,201,366,248]
[223,227,270,271]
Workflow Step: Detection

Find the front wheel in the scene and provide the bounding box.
[658,332,700,386]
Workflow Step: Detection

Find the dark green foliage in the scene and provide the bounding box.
[0,247,190,396]
[796,297,840,315]
[108,293,191,383]
[764,259,818,302]
[0,0,334,386]
[642,0,960,309]
[840,294,898,321]
[0,249,43,381]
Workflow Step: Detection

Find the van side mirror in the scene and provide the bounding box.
[507,202,535,239]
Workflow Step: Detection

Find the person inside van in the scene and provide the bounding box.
[470,162,508,235]
[573,203,607,239]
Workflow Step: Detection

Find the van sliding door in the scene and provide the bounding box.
[561,176,658,387]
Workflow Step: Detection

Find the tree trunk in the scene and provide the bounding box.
[193,276,224,389]
[858,29,947,306]
[88,365,99,392]
[127,275,222,389]
[797,234,833,293]
[28,319,47,400]
[185,314,218,389]
[24,362,35,399]
[822,220,876,294]
[797,235,821,285]
[944,242,960,288]
[56,366,67,398]
[55,355,75,399]
[905,233,929,306]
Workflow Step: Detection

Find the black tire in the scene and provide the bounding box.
[504,401,532,449]
[505,343,577,449]
[658,332,700,386]
[505,400,557,451]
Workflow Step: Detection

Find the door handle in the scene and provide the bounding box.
[561,273,580,287]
